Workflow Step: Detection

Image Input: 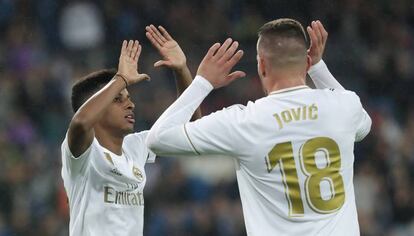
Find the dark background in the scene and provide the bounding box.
[0,0,413,235]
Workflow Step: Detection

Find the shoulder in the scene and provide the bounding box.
[211,102,256,122]
[123,131,156,163]
[123,131,150,151]
[61,134,100,160]
[313,88,362,106]
[124,130,150,143]
[318,87,359,98]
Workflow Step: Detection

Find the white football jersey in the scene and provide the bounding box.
[61,131,155,236]
[183,86,370,236]
[146,62,372,236]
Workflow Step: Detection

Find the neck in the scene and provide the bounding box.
[263,72,306,95]
[95,127,124,155]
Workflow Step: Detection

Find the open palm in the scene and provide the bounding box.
[146,25,186,69]
[307,21,328,65]
[118,40,150,85]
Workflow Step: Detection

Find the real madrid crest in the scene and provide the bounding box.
[132,166,143,182]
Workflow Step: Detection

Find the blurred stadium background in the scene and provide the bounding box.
[0,0,413,235]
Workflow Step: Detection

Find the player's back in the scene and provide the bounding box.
[233,86,370,236]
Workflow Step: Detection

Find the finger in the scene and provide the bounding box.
[127,40,134,57]
[158,26,173,41]
[227,70,246,82]
[134,44,142,61]
[317,21,328,45]
[121,40,127,55]
[131,40,139,59]
[220,41,239,63]
[137,73,151,82]
[214,38,233,58]
[146,31,162,49]
[313,21,324,46]
[150,24,167,43]
[226,49,244,68]
[307,26,318,49]
[146,26,164,46]
[205,43,221,59]
[154,60,172,67]
[133,41,141,61]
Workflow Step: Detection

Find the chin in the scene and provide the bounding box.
[119,125,134,136]
[125,126,134,133]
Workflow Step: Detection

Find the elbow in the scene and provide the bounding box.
[356,115,372,142]
[70,115,92,134]
[364,111,373,134]
[366,115,372,134]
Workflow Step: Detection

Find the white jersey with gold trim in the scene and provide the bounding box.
[146,60,371,236]
[61,131,155,236]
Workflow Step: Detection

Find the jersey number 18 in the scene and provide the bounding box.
[265,137,345,216]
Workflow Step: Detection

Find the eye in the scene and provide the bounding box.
[114,97,122,103]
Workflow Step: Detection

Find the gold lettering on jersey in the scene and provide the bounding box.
[309,104,318,120]
[103,186,144,206]
[273,104,319,129]
[291,107,301,121]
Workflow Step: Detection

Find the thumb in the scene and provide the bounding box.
[227,71,246,82]
[136,73,151,82]
[154,60,171,68]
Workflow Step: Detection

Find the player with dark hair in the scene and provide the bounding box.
[146,19,371,235]
[61,26,198,235]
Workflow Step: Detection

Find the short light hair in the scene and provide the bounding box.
[257,18,308,68]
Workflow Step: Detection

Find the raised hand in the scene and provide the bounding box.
[118,40,150,85]
[307,20,328,65]
[197,38,245,89]
[145,25,186,70]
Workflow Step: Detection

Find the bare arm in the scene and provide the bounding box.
[68,40,150,157]
[146,25,201,119]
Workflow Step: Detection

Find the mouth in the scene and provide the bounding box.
[125,114,135,124]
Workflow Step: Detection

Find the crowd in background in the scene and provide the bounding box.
[0,0,413,235]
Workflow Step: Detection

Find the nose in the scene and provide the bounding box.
[127,99,135,110]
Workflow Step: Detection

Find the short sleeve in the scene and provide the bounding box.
[61,134,97,176]
[185,104,254,158]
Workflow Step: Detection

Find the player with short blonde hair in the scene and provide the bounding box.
[146,19,371,235]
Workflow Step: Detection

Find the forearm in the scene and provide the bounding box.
[173,65,202,119]
[173,65,192,95]
[70,75,126,130]
[308,60,345,90]
[146,76,212,154]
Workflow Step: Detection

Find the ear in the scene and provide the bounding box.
[305,55,312,72]
[257,54,266,78]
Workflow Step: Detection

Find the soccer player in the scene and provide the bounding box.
[146,19,371,235]
[61,26,197,235]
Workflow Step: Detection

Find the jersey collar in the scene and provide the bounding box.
[268,85,310,96]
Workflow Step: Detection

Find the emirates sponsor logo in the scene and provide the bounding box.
[103,186,144,206]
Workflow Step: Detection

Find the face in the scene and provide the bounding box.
[98,89,136,137]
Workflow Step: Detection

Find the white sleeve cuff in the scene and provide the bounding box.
[308,59,327,75]
[194,75,214,92]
